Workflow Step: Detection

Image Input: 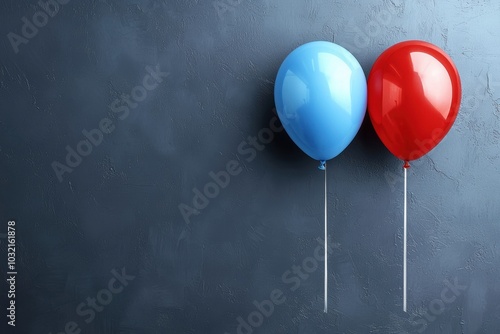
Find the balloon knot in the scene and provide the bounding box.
[403,161,410,169]
[318,160,326,170]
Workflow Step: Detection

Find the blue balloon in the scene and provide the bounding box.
[274,41,367,168]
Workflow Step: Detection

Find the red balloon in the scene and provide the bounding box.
[367,40,461,163]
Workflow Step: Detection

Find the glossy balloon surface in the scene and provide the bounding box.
[274,41,367,161]
[367,40,461,161]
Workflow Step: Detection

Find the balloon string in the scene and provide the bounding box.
[403,162,408,312]
[324,162,328,313]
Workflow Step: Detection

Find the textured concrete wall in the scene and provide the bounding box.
[1,0,500,333]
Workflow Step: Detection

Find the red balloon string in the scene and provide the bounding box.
[403,164,408,312]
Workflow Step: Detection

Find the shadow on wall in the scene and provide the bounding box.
[250,63,394,175]
[264,105,393,171]
[251,83,312,171]
[354,113,394,166]
[264,107,312,170]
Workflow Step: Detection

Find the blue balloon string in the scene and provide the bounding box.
[323,162,328,313]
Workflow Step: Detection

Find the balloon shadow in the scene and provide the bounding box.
[349,112,394,167]
[269,117,312,170]
[254,85,316,170]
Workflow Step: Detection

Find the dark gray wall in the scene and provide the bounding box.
[1,0,500,333]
